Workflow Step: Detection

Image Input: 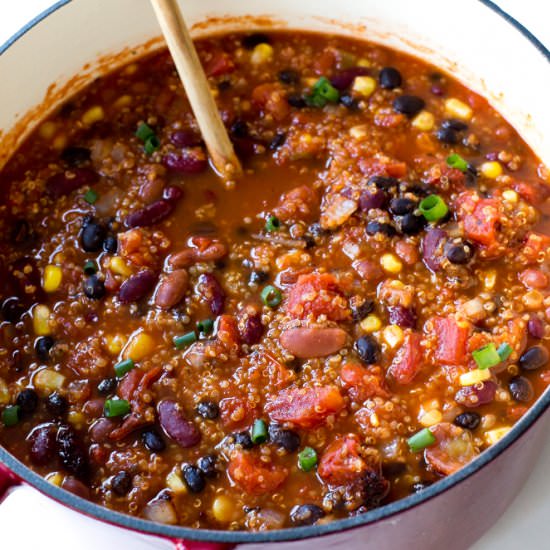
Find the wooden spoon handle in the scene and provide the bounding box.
[150,0,242,180]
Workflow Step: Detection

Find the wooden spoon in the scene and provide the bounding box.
[150,0,242,180]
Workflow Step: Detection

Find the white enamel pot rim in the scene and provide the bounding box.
[0,0,549,544]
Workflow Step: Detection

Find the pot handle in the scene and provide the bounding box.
[0,462,21,503]
[170,539,236,550]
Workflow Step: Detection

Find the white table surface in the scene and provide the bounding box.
[0,1,549,549]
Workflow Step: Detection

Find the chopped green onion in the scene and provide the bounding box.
[497,343,513,362]
[197,319,214,336]
[83,189,98,204]
[144,135,161,155]
[104,398,131,418]
[114,358,135,378]
[306,76,340,107]
[298,447,318,471]
[419,194,449,222]
[83,260,97,275]
[2,405,20,427]
[472,342,501,370]
[265,215,281,232]
[446,153,469,173]
[173,331,197,350]
[135,122,155,142]
[251,419,268,444]
[407,428,436,452]
[261,285,282,308]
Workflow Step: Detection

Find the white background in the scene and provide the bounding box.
[0,1,549,549]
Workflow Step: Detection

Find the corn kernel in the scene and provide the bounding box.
[68,410,85,429]
[411,110,435,131]
[419,409,443,427]
[33,304,52,336]
[444,98,473,120]
[459,369,491,386]
[0,378,9,405]
[105,334,126,355]
[356,58,372,68]
[114,94,132,109]
[52,134,67,151]
[109,256,132,277]
[38,121,57,140]
[46,472,64,486]
[54,252,65,263]
[212,495,239,523]
[360,314,382,333]
[383,325,404,349]
[485,426,511,445]
[480,161,503,179]
[251,43,273,64]
[166,468,188,494]
[34,368,66,393]
[483,270,497,290]
[352,76,377,98]
[369,412,380,427]
[303,77,319,88]
[123,331,155,362]
[502,189,518,203]
[43,265,62,293]
[349,125,368,139]
[81,105,105,125]
[276,250,311,270]
[522,290,543,310]
[380,253,402,274]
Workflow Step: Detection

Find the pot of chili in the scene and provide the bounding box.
[0,1,549,549]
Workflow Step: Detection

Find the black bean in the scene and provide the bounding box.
[519,346,549,371]
[230,119,249,139]
[1,297,25,323]
[392,95,425,116]
[436,127,459,145]
[233,431,253,449]
[142,428,166,452]
[97,378,117,395]
[269,133,287,150]
[56,425,89,480]
[442,119,468,131]
[242,33,270,49]
[250,270,269,285]
[287,95,307,108]
[509,376,534,402]
[35,336,54,362]
[379,67,402,89]
[83,274,106,300]
[197,454,218,478]
[46,392,68,417]
[290,504,325,526]
[111,471,133,495]
[268,425,300,453]
[61,146,91,167]
[80,218,107,252]
[369,175,399,189]
[446,242,474,264]
[196,400,219,420]
[340,94,360,110]
[16,388,38,416]
[278,69,299,85]
[366,221,396,237]
[217,80,231,92]
[355,335,380,365]
[400,213,425,235]
[453,412,481,430]
[390,197,416,216]
[412,481,433,493]
[103,234,118,253]
[11,219,35,247]
[350,296,375,321]
[181,464,206,493]
[307,223,329,239]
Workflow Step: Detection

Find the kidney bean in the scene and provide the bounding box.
[138,178,165,203]
[330,67,370,90]
[157,400,201,448]
[197,273,225,316]
[358,189,388,211]
[528,316,544,339]
[170,130,201,147]
[57,425,89,480]
[29,423,57,466]
[280,327,347,358]
[455,380,497,408]
[89,418,118,443]
[83,398,105,417]
[163,185,184,202]
[163,147,208,173]
[61,476,90,499]
[125,199,174,228]
[388,305,417,328]
[168,237,228,268]
[240,312,263,345]
[154,269,188,309]
[519,268,548,289]
[46,168,98,198]
[118,269,157,303]
[422,228,447,272]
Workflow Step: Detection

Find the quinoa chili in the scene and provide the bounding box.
[0,31,549,530]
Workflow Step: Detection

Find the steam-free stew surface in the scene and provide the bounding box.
[0,32,549,530]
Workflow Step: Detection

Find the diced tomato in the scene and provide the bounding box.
[228,451,288,495]
[265,385,345,428]
[388,332,423,384]
[423,162,466,191]
[340,363,390,401]
[318,434,367,486]
[251,83,290,121]
[286,273,350,322]
[456,191,501,247]
[216,314,240,349]
[358,157,407,179]
[519,268,549,289]
[313,48,336,75]
[513,181,550,204]
[273,185,319,223]
[205,51,235,77]
[424,422,478,475]
[523,231,550,263]
[433,316,471,365]
[220,397,255,429]
[260,351,295,390]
